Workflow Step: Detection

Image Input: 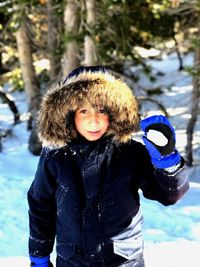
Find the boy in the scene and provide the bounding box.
[28,66,189,267]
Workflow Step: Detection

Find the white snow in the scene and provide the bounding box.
[146,130,168,146]
[0,52,199,266]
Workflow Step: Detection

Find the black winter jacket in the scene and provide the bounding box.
[27,137,189,267]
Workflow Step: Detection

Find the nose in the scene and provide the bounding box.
[88,113,99,125]
[88,109,100,125]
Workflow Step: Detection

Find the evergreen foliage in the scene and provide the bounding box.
[0,0,199,88]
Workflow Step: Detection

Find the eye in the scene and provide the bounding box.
[79,109,88,114]
[98,107,107,114]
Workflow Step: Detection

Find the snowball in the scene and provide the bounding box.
[147,129,168,146]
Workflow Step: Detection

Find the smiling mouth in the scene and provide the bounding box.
[87,131,100,134]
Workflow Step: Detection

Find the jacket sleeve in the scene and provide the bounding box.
[27,149,57,257]
[137,143,189,206]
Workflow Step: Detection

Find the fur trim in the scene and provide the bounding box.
[38,69,139,148]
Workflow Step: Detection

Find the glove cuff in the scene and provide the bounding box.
[30,255,50,266]
[152,150,181,169]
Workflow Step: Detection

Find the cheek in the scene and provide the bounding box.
[75,116,90,135]
[74,115,83,131]
[103,116,109,129]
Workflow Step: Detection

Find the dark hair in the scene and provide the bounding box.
[62,66,108,85]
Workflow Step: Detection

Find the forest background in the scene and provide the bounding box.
[0,0,200,266]
[0,0,199,166]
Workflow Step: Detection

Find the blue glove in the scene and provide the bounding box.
[140,115,181,169]
[30,256,52,267]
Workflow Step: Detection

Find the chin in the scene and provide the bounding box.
[86,137,101,141]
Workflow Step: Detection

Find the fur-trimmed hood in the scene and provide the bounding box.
[38,66,139,148]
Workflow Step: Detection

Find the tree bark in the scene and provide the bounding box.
[84,0,97,66]
[16,18,42,155]
[62,0,80,76]
[0,88,20,123]
[172,30,183,71]
[47,0,62,83]
[185,66,200,166]
[185,15,200,166]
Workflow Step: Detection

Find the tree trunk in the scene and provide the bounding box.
[0,88,20,123]
[62,0,80,76]
[0,52,3,73]
[185,16,200,166]
[172,30,183,71]
[185,67,200,166]
[47,0,62,83]
[16,18,42,155]
[84,0,97,66]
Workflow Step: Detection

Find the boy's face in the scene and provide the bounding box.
[74,104,109,141]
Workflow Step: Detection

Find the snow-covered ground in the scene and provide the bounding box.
[0,52,199,266]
